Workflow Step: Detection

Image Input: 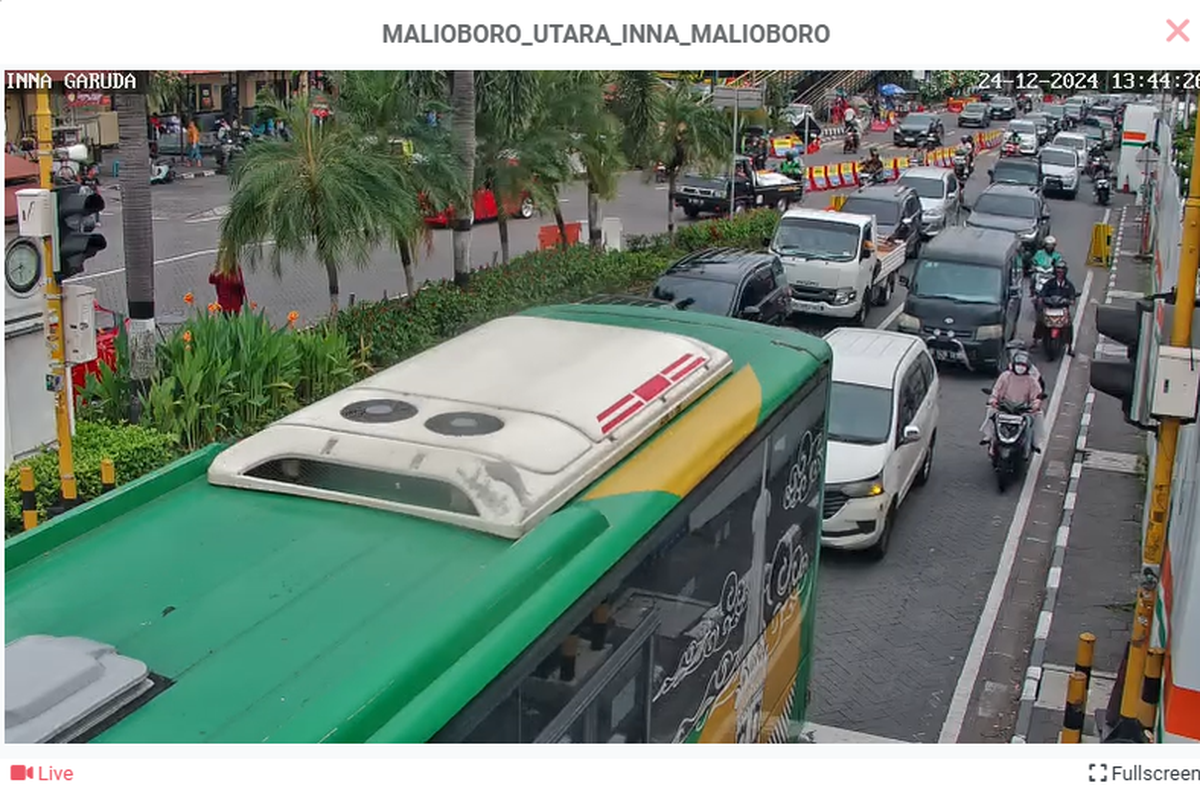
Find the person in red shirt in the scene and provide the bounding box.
[209,261,246,314]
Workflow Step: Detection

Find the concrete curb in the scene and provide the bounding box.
[1010,206,1124,744]
[177,170,217,180]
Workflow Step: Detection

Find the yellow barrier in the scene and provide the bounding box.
[1087,223,1113,267]
[830,194,847,211]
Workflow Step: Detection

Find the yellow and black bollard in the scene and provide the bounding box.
[1138,648,1165,732]
[1075,632,1096,697]
[19,466,38,531]
[1060,671,1088,743]
[559,634,580,682]
[100,458,116,493]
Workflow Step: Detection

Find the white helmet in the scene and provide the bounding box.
[1011,351,1031,375]
[1044,235,1057,249]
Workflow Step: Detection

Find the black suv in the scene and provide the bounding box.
[965,183,1051,257]
[989,96,1017,120]
[840,184,924,258]
[893,112,945,147]
[650,248,790,325]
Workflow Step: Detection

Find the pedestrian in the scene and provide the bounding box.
[209,252,247,315]
[186,119,202,167]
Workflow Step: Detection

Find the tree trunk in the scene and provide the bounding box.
[497,207,511,264]
[399,237,416,296]
[450,71,476,288]
[552,201,568,248]
[116,78,156,423]
[666,172,678,236]
[325,259,340,318]
[587,182,602,249]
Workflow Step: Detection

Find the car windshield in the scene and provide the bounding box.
[993,97,1014,106]
[772,218,860,260]
[974,192,1037,220]
[841,197,899,226]
[1044,106,1065,118]
[966,103,987,113]
[828,382,893,445]
[651,275,736,316]
[910,259,1005,304]
[898,175,945,199]
[903,114,934,129]
[993,163,1038,183]
[1009,121,1036,133]
[1041,149,1077,167]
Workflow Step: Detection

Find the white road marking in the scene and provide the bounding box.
[802,723,912,744]
[938,264,1095,743]
[80,242,276,280]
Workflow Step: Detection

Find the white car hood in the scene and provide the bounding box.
[919,197,947,212]
[1042,162,1076,177]
[825,440,890,485]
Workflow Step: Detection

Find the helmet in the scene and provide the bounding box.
[1054,260,1068,275]
[1011,351,1031,375]
[870,147,879,157]
[1044,235,1057,250]
[785,152,795,161]
[962,135,971,144]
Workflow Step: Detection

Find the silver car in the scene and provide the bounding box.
[1039,145,1081,199]
[897,166,961,237]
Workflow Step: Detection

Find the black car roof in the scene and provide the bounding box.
[663,248,775,281]
[995,157,1039,170]
[979,182,1041,198]
[847,184,917,204]
[920,227,1017,266]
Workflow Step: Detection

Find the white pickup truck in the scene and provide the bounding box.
[768,208,907,325]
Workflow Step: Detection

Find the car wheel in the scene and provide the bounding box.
[733,201,749,215]
[915,433,935,487]
[852,300,869,326]
[518,196,534,219]
[1067,190,1078,200]
[684,207,700,219]
[866,503,896,561]
[775,197,790,212]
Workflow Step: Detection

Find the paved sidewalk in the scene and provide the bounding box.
[1014,203,1148,743]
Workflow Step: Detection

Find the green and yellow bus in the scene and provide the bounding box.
[5,302,831,744]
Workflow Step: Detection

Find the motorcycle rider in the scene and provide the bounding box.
[861,147,884,180]
[980,349,1044,452]
[780,151,804,178]
[956,135,975,171]
[1029,234,1064,282]
[1033,261,1078,350]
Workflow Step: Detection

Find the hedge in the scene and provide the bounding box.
[5,421,180,536]
[341,208,784,367]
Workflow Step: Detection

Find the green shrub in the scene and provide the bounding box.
[341,210,781,368]
[4,421,180,536]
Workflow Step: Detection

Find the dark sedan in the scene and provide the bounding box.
[893,112,944,147]
[958,102,991,128]
[989,96,1017,120]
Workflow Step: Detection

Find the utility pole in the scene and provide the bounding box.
[1108,104,1200,742]
[35,85,79,511]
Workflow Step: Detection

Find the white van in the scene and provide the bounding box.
[1051,131,1089,172]
[821,329,940,559]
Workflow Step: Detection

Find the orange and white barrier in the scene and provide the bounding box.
[798,130,1004,193]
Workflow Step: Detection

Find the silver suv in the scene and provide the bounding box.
[897,167,961,237]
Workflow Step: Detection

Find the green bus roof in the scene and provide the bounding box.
[5,304,830,743]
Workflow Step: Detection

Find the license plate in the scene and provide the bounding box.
[793,301,822,313]
[933,349,957,362]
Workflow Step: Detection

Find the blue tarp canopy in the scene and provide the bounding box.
[879,84,907,96]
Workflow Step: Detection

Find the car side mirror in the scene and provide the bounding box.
[901,215,915,227]
[898,274,910,287]
[741,304,762,320]
[961,204,971,212]
[1041,212,1051,220]
[860,248,872,261]
[900,424,922,445]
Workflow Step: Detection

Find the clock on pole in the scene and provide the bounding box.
[5,236,44,297]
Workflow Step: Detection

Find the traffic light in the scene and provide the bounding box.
[54,187,105,282]
[1090,299,1155,427]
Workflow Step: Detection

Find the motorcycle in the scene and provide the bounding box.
[1000,140,1020,158]
[1039,295,1072,361]
[862,167,889,185]
[1028,251,1062,295]
[843,130,860,154]
[653,162,667,183]
[952,153,971,182]
[150,160,176,185]
[981,388,1036,492]
[1094,173,1111,205]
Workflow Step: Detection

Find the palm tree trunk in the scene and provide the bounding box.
[666,172,678,236]
[399,237,416,296]
[497,207,511,264]
[450,71,476,288]
[116,79,156,423]
[324,259,340,318]
[587,182,602,249]
[552,201,568,248]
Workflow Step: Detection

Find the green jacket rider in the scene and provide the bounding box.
[780,153,803,178]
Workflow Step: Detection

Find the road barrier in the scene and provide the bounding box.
[19,465,37,531]
[100,458,116,494]
[1138,648,1165,731]
[1087,223,1114,267]
[800,129,1003,193]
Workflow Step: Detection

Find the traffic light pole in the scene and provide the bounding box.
[1110,103,1200,741]
[35,86,79,509]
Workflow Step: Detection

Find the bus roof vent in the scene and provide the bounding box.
[5,635,157,743]
[208,314,733,539]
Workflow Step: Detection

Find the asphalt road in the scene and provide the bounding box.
[66,109,1107,744]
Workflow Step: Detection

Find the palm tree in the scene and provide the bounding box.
[115,74,157,422]
[217,94,429,317]
[331,71,458,295]
[449,71,476,287]
[644,81,729,236]
[611,71,659,169]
